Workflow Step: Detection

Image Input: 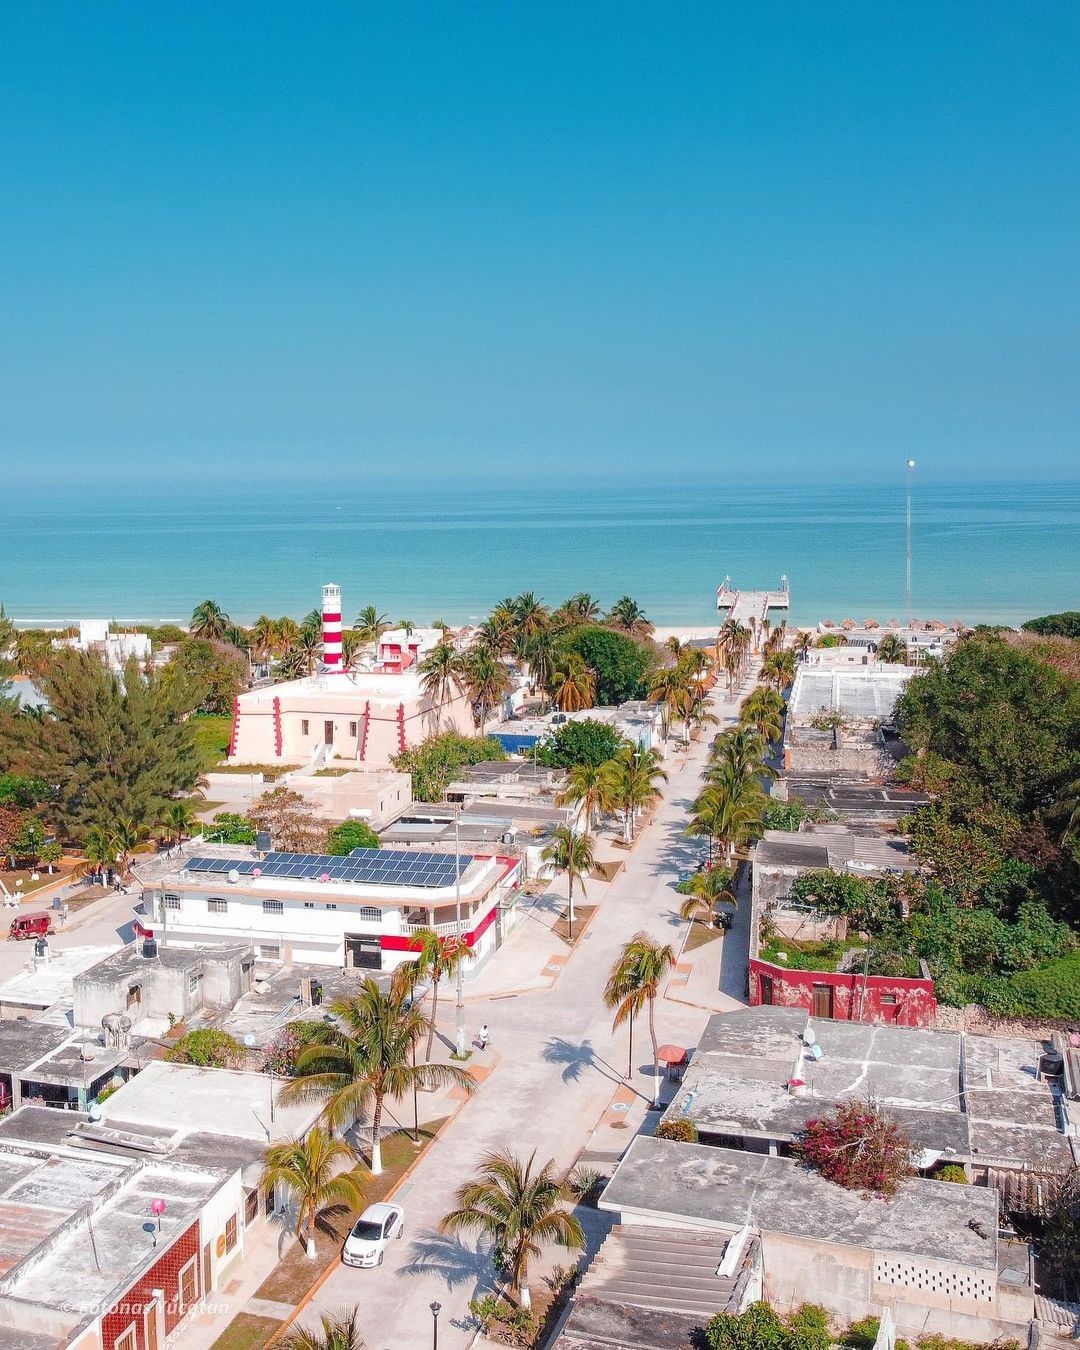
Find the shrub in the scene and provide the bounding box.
[210,810,257,844]
[657,1116,699,1143]
[794,1099,914,1197]
[842,1317,880,1350]
[165,1028,245,1068]
[706,1301,789,1350]
[934,1164,968,1184]
[785,1305,831,1350]
[325,820,380,854]
[567,1165,604,1206]
[393,732,506,801]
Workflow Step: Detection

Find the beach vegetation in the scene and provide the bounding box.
[418,640,468,723]
[0,607,18,717]
[678,865,736,930]
[464,646,512,728]
[549,655,596,712]
[392,731,506,802]
[1021,611,1080,639]
[540,826,594,936]
[535,718,623,769]
[352,606,390,645]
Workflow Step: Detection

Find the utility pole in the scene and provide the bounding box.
[905,458,916,626]
[454,811,466,1057]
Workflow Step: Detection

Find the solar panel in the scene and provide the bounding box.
[182,847,472,888]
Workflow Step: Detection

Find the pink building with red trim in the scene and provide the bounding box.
[144,847,522,973]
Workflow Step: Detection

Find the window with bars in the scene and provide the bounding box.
[262,900,284,915]
[163,894,181,910]
[225,1213,238,1252]
[208,898,228,914]
[357,907,382,922]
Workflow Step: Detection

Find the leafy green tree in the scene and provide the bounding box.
[281,977,474,1175]
[440,1150,584,1310]
[393,732,506,802]
[0,774,46,808]
[261,1130,367,1259]
[604,932,677,1105]
[536,719,623,769]
[4,650,203,837]
[167,642,248,718]
[895,633,1080,814]
[325,820,380,854]
[560,626,654,705]
[1022,611,1080,639]
[210,811,257,844]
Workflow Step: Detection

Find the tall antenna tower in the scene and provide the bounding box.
[905,459,916,624]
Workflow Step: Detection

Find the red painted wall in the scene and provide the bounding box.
[749,958,936,1028]
[101,1219,201,1350]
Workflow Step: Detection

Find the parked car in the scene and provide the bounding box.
[714,909,734,932]
[342,1203,405,1268]
[8,913,54,941]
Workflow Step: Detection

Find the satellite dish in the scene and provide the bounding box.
[243,1034,256,1048]
[802,1023,816,1046]
[227,869,240,884]
[88,1101,103,1122]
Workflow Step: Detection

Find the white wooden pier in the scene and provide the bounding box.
[716,576,790,626]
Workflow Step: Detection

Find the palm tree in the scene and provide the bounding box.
[340,630,365,669]
[540,826,595,940]
[397,618,415,636]
[686,774,765,864]
[738,687,785,744]
[280,978,474,1175]
[261,1128,366,1258]
[419,641,468,727]
[277,648,308,681]
[709,725,776,784]
[649,664,693,743]
[602,744,668,843]
[353,606,390,645]
[82,823,118,884]
[440,1150,584,1310]
[562,592,601,624]
[793,629,813,660]
[276,616,302,657]
[549,655,596,712]
[189,600,230,640]
[222,623,251,654]
[876,632,908,664]
[159,798,199,850]
[761,648,797,691]
[400,930,475,1062]
[512,592,550,640]
[250,614,278,664]
[279,1307,367,1350]
[521,629,556,690]
[300,609,323,640]
[604,933,676,1105]
[111,816,145,878]
[607,596,653,638]
[298,628,322,675]
[465,647,511,730]
[1051,778,1080,843]
[678,866,736,931]
[475,614,514,657]
[556,762,612,835]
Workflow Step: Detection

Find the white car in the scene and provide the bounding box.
[342,1202,405,1267]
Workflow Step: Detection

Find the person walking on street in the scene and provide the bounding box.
[477,1023,489,1051]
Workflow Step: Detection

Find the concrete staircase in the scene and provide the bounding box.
[576,1224,755,1319]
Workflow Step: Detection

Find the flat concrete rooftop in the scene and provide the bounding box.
[789,666,913,721]
[99,1059,322,1144]
[602,1136,999,1271]
[667,1007,969,1157]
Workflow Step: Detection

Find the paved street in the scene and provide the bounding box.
[297,668,759,1349]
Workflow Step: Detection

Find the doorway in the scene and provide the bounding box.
[345,936,382,970]
[323,720,334,746]
[759,975,774,1006]
[144,1298,161,1350]
[811,982,834,1019]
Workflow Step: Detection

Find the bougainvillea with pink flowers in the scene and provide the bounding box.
[794,1099,914,1198]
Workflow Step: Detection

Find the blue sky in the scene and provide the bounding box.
[2,3,1078,486]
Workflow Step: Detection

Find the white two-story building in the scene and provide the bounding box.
[141,846,522,974]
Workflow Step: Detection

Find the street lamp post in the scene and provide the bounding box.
[430,1300,442,1350]
[454,812,466,1058]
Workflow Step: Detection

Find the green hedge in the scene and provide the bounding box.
[939,951,1080,1018]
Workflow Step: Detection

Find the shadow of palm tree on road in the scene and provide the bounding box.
[542,1036,625,1088]
[401,1228,492,1289]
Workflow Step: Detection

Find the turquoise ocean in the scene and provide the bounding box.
[2,480,1077,629]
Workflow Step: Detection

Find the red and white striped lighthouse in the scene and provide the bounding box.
[322,583,343,668]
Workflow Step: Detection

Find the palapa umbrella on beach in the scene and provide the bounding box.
[841,618,856,630]
[863,618,879,629]
[887,618,901,628]
[929,619,947,632]
[821,618,835,629]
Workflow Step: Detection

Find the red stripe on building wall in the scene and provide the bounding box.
[227,696,240,758]
[273,697,283,757]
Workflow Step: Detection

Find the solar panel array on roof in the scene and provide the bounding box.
[182,848,471,887]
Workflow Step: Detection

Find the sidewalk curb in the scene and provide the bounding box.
[264,1049,502,1346]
